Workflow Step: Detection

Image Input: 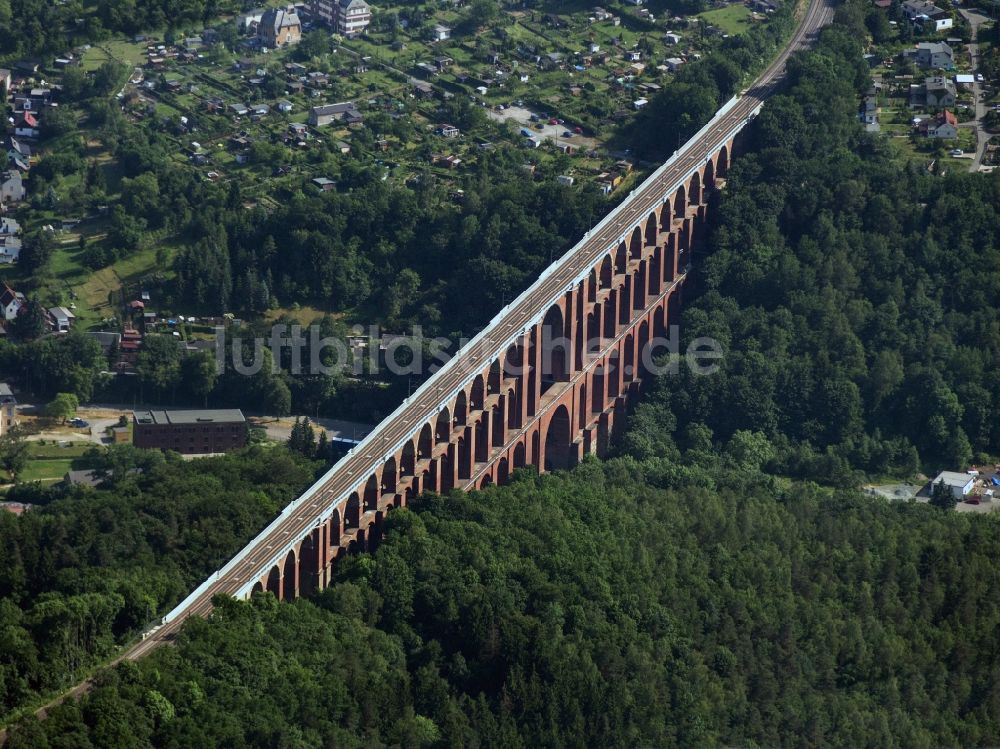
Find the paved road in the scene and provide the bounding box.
[8,0,835,732]
[960,8,991,172]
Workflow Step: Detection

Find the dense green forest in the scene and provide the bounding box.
[0,446,317,721]
[8,462,1000,748]
[626,0,1000,477]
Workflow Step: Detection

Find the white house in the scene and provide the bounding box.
[930,471,974,500]
[0,283,25,321]
[431,24,451,42]
[48,306,75,332]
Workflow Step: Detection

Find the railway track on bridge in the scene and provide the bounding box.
[8,0,835,731]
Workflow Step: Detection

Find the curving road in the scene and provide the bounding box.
[11,0,834,731]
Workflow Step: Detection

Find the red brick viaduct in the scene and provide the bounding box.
[248,140,734,602]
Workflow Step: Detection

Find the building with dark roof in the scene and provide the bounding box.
[133,409,248,454]
[259,7,302,48]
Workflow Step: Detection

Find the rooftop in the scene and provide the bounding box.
[933,470,974,488]
[133,409,246,425]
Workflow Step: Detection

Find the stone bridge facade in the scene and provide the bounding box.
[250,140,734,602]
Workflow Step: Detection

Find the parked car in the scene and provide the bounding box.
[562,130,573,137]
[70,418,90,427]
[950,148,963,157]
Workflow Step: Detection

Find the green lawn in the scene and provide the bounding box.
[0,442,96,485]
[697,4,754,35]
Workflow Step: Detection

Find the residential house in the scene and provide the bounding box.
[277,99,293,113]
[229,102,250,116]
[918,109,958,138]
[258,7,302,48]
[663,32,681,45]
[0,217,20,264]
[311,0,372,35]
[431,24,451,42]
[436,123,460,137]
[0,383,15,438]
[665,57,685,72]
[312,177,337,191]
[906,41,953,70]
[48,306,75,332]
[337,0,372,36]
[14,112,39,139]
[0,171,25,204]
[901,0,952,30]
[0,283,25,321]
[0,237,20,264]
[7,138,31,166]
[925,76,956,106]
[308,101,363,127]
[860,95,879,131]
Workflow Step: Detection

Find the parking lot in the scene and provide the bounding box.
[487,105,600,152]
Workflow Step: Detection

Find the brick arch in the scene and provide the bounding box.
[346,491,361,529]
[513,440,527,469]
[330,508,341,545]
[298,532,319,597]
[454,390,468,426]
[381,456,397,494]
[624,332,636,382]
[470,374,485,410]
[480,474,493,489]
[637,319,650,378]
[266,565,281,597]
[401,439,416,476]
[435,406,451,443]
[491,396,505,447]
[588,268,597,302]
[541,303,568,394]
[673,184,686,217]
[688,170,702,206]
[418,422,433,457]
[645,211,658,247]
[599,254,613,289]
[503,342,524,379]
[497,456,509,484]
[506,383,519,427]
[659,199,672,233]
[718,143,730,176]
[629,225,643,259]
[252,580,264,595]
[363,474,379,511]
[615,242,628,273]
[591,364,606,413]
[607,349,621,398]
[543,404,573,472]
[281,549,296,601]
[488,359,502,394]
[703,157,715,191]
